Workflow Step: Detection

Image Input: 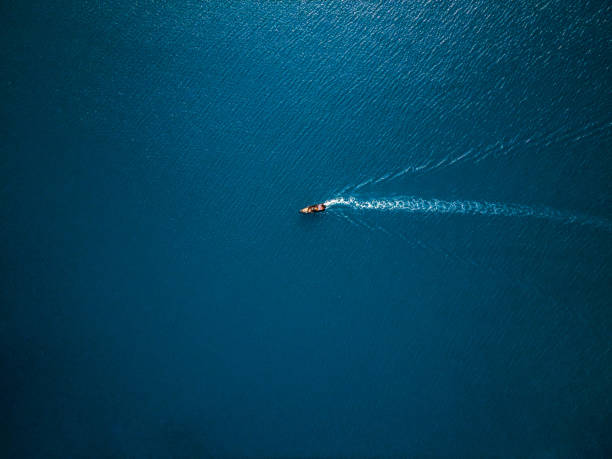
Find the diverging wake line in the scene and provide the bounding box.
[323,196,611,231]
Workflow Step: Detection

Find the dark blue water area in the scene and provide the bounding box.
[2,1,611,457]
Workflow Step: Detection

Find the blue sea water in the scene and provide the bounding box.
[2,1,611,457]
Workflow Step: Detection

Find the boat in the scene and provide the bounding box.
[299,203,326,214]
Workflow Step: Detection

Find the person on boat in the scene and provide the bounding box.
[300,203,326,214]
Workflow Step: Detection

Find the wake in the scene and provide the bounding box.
[338,120,612,192]
[324,196,611,231]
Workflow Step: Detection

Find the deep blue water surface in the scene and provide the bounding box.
[2,1,611,457]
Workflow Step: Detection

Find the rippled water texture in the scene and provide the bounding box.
[2,1,611,457]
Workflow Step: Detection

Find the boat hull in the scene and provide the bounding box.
[300,203,326,214]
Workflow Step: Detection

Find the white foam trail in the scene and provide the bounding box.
[353,177,374,191]
[338,184,351,194]
[447,148,473,166]
[374,172,391,184]
[370,120,612,186]
[324,196,611,231]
